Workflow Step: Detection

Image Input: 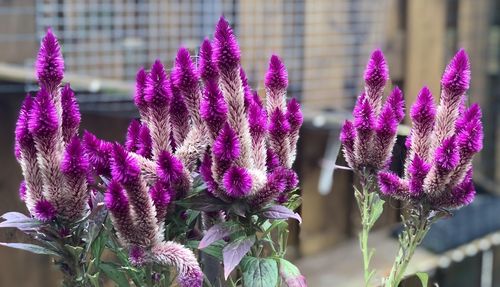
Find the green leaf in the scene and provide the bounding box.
[86,272,100,287]
[65,244,84,258]
[278,259,307,287]
[415,272,429,287]
[0,242,60,257]
[241,257,279,287]
[99,262,130,287]
[368,193,385,227]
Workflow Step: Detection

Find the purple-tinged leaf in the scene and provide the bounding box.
[0,242,60,257]
[1,212,29,221]
[279,259,308,287]
[199,222,241,249]
[260,205,302,224]
[223,236,255,279]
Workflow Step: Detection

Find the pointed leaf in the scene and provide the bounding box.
[0,214,43,231]
[241,257,279,287]
[199,222,240,249]
[0,242,60,257]
[278,259,307,287]
[1,212,29,221]
[99,262,130,287]
[223,236,255,279]
[260,205,302,224]
[416,272,429,287]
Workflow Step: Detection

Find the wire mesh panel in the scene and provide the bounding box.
[35,0,388,110]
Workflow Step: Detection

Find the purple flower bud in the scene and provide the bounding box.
[387,87,405,122]
[266,149,280,172]
[34,199,56,221]
[105,180,129,212]
[378,172,408,198]
[354,98,376,132]
[222,166,252,197]
[172,47,199,93]
[410,87,436,124]
[364,49,388,89]
[169,83,190,146]
[248,101,267,138]
[198,38,219,82]
[456,103,481,133]
[137,125,153,158]
[15,95,35,156]
[434,136,460,172]
[286,98,303,130]
[376,104,398,138]
[457,119,483,155]
[61,84,81,142]
[150,182,173,222]
[134,68,148,112]
[36,28,64,89]
[200,151,217,194]
[111,144,141,185]
[213,123,241,162]
[19,181,27,201]
[28,88,59,138]
[145,60,170,106]
[213,16,240,71]
[129,245,147,266]
[265,55,288,92]
[157,151,184,184]
[200,80,228,138]
[340,120,356,167]
[269,108,290,138]
[125,119,141,152]
[82,131,112,176]
[408,155,431,198]
[240,67,254,109]
[61,136,89,176]
[447,169,475,208]
[441,49,470,94]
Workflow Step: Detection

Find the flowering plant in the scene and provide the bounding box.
[1,16,306,287]
[341,49,483,286]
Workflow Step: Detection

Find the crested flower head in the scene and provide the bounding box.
[378,172,407,198]
[111,144,141,185]
[269,108,290,138]
[15,95,35,155]
[34,199,56,221]
[456,103,481,133]
[340,120,356,148]
[408,155,431,198]
[248,101,267,137]
[61,136,89,176]
[171,47,199,92]
[213,16,240,71]
[265,55,288,92]
[137,124,153,158]
[150,181,173,222]
[387,87,405,122]
[157,151,184,184]
[200,80,228,136]
[457,117,483,155]
[364,49,388,91]
[434,136,459,172]
[145,60,170,106]
[134,68,148,111]
[82,131,112,176]
[125,119,141,152]
[198,38,219,81]
[376,104,398,137]
[240,67,255,109]
[446,169,475,208]
[410,86,435,123]
[266,149,281,172]
[36,28,64,89]
[213,123,241,162]
[353,97,375,132]
[105,180,129,212]
[28,88,59,138]
[286,98,303,129]
[441,49,470,94]
[222,166,252,197]
[61,84,81,139]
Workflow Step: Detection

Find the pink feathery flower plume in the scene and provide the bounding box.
[14,29,91,222]
[379,49,482,209]
[340,50,404,173]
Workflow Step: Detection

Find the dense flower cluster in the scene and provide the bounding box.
[340,50,405,173]
[378,50,483,209]
[14,29,89,222]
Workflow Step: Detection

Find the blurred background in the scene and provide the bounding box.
[0,0,499,286]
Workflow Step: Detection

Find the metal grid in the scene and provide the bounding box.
[33,0,387,110]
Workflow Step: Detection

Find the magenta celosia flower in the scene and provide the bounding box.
[387,87,405,122]
[137,124,153,159]
[376,49,482,210]
[239,67,255,109]
[248,101,267,139]
[134,68,149,117]
[14,95,35,159]
[268,108,291,166]
[198,38,219,82]
[266,149,281,173]
[61,84,81,142]
[213,123,241,162]
[222,166,252,198]
[19,181,27,201]
[157,151,184,185]
[105,180,140,245]
[363,49,388,113]
[213,17,240,72]
[145,60,170,106]
[61,136,89,176]
[28,88,59,139]
[169,83,190,148]
[36,28,64,90]
[125,119,141,152]
[150,182,172,223]
[200,80,228,139]
[111,144,142,186]
[34,199,56,221]
[340,120,356,168]
[200,151,218,194]
[265,55,288,113]
[83,131,112,177]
